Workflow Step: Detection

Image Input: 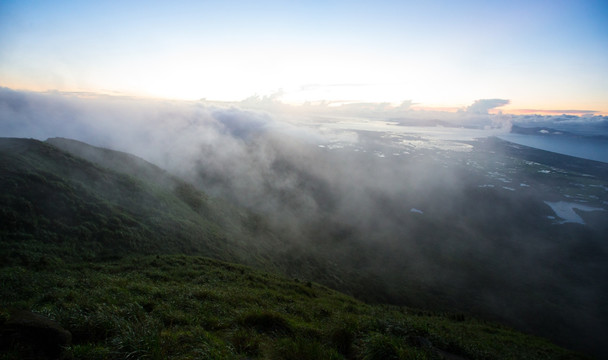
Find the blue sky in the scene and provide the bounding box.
[1,0,607,113]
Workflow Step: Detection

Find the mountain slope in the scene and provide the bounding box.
[0,137,601,358]
[46,137,179,190]
[0,137,242,264]
[0,137,378,299]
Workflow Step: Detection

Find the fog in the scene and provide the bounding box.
[2,88,607,357]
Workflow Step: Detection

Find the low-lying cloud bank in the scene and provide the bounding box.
[1,87,606,224]
[2,87,607,146]
[1,87,606,235]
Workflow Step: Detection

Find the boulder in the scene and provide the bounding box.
[0,309,71,359]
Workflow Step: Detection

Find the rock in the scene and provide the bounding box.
[0,309,71,359]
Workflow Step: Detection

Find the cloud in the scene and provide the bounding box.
[197,95,578,132]
[466,98,510,114]
[509,113,608,137]
[212,108,274,139]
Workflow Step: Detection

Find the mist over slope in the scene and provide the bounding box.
[0,137,235,262]
[2,88,608,357]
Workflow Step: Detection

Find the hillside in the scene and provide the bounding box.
[0,137,228,263]
[0,137,289,269]
[1,255,585,359]
[0,137,598,358]
[13,137,391,304]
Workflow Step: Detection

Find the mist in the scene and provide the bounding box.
[2,87,607,356]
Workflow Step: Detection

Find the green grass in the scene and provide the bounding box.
[0,138,256,266]
[0,255,585,359]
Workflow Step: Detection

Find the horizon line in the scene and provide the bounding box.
[2,85,607,117]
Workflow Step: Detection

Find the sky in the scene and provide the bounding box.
[1,0,607,114]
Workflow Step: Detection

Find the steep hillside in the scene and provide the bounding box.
[45,137,180,190]
[0,137,253,265]
[0,137,382,301]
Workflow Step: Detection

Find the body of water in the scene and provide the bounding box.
[498,134,608,163]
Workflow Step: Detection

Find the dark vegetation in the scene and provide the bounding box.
[0,137,279,266]
[185,132,608,357]
[1,255,584,359]
[0,139,231,264]
[0,137,603,358]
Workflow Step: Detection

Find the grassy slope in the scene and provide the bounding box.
[41,138,379,301]
[44,137,290,270]
[0,137,269,265]
[0,255,584,360]
[0,137,588,358]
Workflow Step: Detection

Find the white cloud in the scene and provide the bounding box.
[466,99,510,114]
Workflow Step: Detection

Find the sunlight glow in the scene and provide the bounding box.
[0,0,606,113]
